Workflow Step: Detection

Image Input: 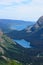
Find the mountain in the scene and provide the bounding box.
[0,16,43,65]
[6,16,43,48]
[0,19,34,33]
[0,17,43,65]
[26,16,43,47]
[20,16,43,48]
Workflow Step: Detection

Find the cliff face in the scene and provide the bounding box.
[27,16,43,47]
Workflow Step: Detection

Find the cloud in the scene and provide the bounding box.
[0,0,43,5]
[0,0,43,21]
[0,0,32,5]
[32,0,43,4]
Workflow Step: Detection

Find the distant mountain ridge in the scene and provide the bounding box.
[0,19,34,33]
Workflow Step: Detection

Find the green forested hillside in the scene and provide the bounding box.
[0,59,24,65]
[0,32,43,65]
[0,34,25,65]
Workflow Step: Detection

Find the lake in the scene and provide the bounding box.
[14,39,31,48]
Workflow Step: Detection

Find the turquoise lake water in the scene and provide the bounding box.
[14,39,31,48]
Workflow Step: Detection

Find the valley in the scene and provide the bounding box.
[0,16,43,65]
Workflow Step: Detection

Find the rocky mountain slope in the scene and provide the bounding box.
[26,16,43,47]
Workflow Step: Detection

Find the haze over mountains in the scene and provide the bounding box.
[0,19,34,32]
[0,16,43,65]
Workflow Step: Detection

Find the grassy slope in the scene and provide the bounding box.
[0,59,23,65]
[0,34,25,65]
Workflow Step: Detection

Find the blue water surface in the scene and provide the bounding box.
[14,39,31,48]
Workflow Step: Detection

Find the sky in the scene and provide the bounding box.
[0,0,43,21]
